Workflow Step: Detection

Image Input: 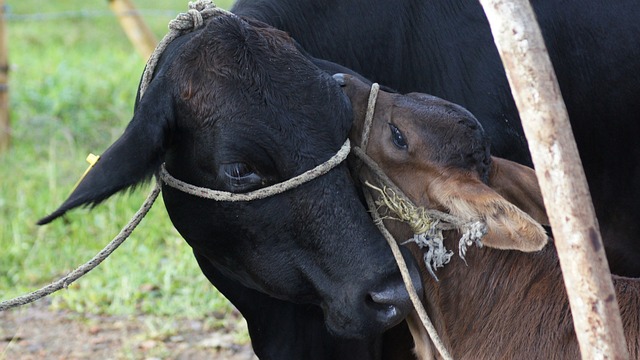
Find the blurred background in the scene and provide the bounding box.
[0,1,257,358]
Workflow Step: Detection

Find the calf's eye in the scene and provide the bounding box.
[389,123,408,150]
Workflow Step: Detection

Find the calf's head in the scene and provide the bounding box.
[335,73,549,252]
[38,16,421,338]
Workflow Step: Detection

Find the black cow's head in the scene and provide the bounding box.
[39,15,420,338]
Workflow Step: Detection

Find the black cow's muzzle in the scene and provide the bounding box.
[322,245,423,339]
[367,245,423,328]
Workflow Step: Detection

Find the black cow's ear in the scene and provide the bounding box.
[38,81,174,225]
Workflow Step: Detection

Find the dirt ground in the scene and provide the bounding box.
[0,300,258,360]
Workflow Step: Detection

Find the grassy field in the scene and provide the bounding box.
[0,0,239,323]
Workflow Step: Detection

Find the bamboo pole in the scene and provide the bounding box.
[478,0,629,358]
[108,0,157,60]
[0,0,9,152]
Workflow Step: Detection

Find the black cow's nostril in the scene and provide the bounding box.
[367,278,417,329]
[369,287,408,307]
[366,247,424,330]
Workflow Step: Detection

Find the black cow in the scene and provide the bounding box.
[39,15,420,359]
[231,0,640,278]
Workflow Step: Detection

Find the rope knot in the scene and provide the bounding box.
[168,9,203,31]
[140,0,233,97]
[364,180,488,279]
[169,0,224,32]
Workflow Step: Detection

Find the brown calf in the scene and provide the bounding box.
[336,73,640,359]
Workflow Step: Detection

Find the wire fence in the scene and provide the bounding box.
[4,9,180,22]
[0,2,192,152]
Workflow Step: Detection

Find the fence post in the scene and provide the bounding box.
[478,0,628,358]
[0,0,9,153]
[108,0,157,60]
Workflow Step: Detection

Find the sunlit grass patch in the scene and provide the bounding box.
[1,0,236,320]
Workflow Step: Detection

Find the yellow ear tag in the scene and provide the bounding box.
[70,153,100,194]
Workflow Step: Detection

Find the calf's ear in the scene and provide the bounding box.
[428,159,549,252]
[38,81,174,225]
[487,157,549,226]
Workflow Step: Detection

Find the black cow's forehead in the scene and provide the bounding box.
[166,15,350,135]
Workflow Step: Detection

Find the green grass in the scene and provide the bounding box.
[0,0,238,320]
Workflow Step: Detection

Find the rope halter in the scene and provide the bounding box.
[136,0,353,201]
[159,140,351,201]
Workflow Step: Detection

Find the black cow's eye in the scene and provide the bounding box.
[222,162,263,189]
[389,123,408,150]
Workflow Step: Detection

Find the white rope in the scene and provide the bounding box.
[361,82,380,153]
[159,139,351,201]
[364,190,453,360]
[0,182,162,311]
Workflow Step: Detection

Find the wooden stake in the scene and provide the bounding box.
[0,0,9,152]
[478,0,629,358]
[108,0,157,60]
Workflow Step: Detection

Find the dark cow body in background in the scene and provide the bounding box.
[338,73,640,359]
[39,15,421,360]
[232,0,640,277]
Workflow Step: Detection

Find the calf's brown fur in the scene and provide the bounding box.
[337,73,640,359]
